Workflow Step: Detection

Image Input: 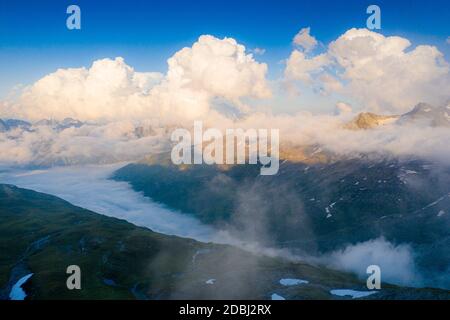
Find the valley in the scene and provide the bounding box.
[3,184,446,299]
[113,154,450,290]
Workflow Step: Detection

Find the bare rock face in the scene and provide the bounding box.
[345,103,450,130]
[344,112,399,130]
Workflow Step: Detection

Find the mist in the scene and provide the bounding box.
[0,164,303,260]
[323,238,419,287]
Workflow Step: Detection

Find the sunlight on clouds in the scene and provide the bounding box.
[285,28,450,113]
[293,27,318,52]
[0,29,449,167]
[285,50,329,83]
[4,35,270,123]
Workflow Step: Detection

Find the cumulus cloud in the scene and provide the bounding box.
[329,29,450,112]
[163,35,271,108]
[293,27,318,52]
[250,47,266,55]
[3,35,270,124]
[335,102,353,115]
[284,50,329,82]
[318,73,343,94]
[13,57,163,121]
[285,28,450,113]
[3,29,449,121]
[0,29,449,167]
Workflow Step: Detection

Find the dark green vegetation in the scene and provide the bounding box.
[113,157,450,289]
[1,184,449,299]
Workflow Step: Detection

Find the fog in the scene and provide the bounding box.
[0,164,301,260]
[323,238,419,287]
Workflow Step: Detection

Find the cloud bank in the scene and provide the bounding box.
[285,28,450,113]
[4,28,449,123]
[0,28,449,167]
[3,35,270,123]
[293,27,318,52]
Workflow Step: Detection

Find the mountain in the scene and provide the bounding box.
[344,112,399,130]
[345,103,450,130]
[0,119,31,132]
[0,119,7,132]
[398,103,450,127]
[35,118,84,131]
[3,184,445,299]
[0,117,83,133]
[34,119,58,127]
[4,119,32,130]
[58,117,84,130]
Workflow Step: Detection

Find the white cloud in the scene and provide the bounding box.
[329,29,450,113]
[285,28,450,113]
[284,50,329,82]
[0,103,449,175]
[319,73,343,94]
[0,164,312,261]
[0,164,226,242]
[8,57,163,122]
[3,35,271,124]
[0,29,449,168]
[0,120,170,166]
[293,27,318,52]
[447,36,450,45]
[325,238,419,286]
[164,35,271,104]
[234,111,450,165]
[335,102,353,115]
[250,47,266,55]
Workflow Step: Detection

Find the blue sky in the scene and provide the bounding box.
[0,0,449,98]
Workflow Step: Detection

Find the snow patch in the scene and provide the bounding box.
[279,278,309,286]
[271,293,286,300]
[330,289,378,299]
[9,273,33,300]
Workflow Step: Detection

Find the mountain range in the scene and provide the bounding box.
[111,103,450,290]
[1,102,449,295]
[345,102,450,130]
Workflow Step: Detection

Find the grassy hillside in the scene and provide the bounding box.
[0,184,448,299]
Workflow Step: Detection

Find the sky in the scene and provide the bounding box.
[1,0,449,100]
